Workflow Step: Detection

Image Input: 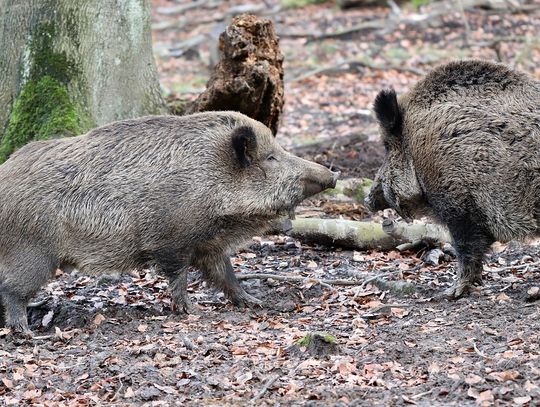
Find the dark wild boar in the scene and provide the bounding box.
[0,111,339,334]
[365,59,540,297]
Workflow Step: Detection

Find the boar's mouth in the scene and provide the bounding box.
[302,176,337,198]
[303,180,327,197]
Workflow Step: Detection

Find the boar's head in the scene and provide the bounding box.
[364,89,425,221]
[228,123,339,217]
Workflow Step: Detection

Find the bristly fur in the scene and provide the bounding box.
[366,59,540,298]
[232,126,257,167]
[373,88,402,139]
[0,111,337,333]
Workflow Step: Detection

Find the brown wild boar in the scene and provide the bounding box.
[365,59,540,297]
[0,111,339,334]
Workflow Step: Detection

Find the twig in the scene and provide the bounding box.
[360,273,391,289]
[157,0,211,15]
[111,376,124,402]
[165,34,207,58]
[474,35,538,47]
[279,19,388,40]
[289,59,425,83]
[472,340,490,359]
[372,303,413,310]
[411,389,433,400]
[361,303,412,319]
[281,0,538,42]
[28,297,50,308]
[236,273,363,286]
[485,260,540,273]
[499,283,513,292]
[387,0,402,15]
[32,334,54,340]
[252,361,302,402]
[252,373,281,402]
[521,303,538,308]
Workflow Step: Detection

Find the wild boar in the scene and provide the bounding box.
[0,111,339,334]
[365,59,540,297]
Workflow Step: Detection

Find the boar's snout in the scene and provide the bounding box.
[302,166,339,198]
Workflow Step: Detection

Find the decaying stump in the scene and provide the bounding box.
[186,14,284,135]
[290,332,339,357]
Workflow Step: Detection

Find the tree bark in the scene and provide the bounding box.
[186,14,284,135]
[0,0,165,162]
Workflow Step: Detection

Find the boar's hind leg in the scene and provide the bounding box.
[194,253,262,308]
[153,249,194,313]
[167,266,194,314]
[445,223,494,298]
[1,289,31,333]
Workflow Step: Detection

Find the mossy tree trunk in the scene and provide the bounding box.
[0,0,165,163]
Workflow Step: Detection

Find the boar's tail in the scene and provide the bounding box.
[373,88,403,139]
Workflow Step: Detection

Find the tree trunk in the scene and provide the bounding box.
[0,0,165,162]
[186,14,284,135]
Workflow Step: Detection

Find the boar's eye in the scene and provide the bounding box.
[266,154,277,161]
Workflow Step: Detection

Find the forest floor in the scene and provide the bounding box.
[2,0,540,406]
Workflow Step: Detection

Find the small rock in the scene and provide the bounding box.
[423,248,444,266]
[137,385,161,401]
[526,286,540,302]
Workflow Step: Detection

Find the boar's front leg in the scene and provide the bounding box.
[445,222,494,298]
[193,252,262,308]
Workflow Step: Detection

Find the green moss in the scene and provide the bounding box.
[296,331,337,347]
[29,23,79,83]
[0,20,91,163]
[353,178,374,202]
[411,0,430,9]
[0,76,82,162]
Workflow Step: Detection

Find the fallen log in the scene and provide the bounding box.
[381,218,452,246]
[286,218,452,250]
[288,218,395,250]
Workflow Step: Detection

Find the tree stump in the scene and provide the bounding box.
[186,14,284,135]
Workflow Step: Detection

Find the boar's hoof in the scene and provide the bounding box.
[443,283,471,299]
[230,290,263,309]
[171,298,196,315]
[5,323,34,338]
[443,280,481,299]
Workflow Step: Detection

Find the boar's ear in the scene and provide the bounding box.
[373,88,402,141]
[232,126,258,167]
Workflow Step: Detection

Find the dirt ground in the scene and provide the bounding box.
[2,0,540,406]
[2,237,540,406]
